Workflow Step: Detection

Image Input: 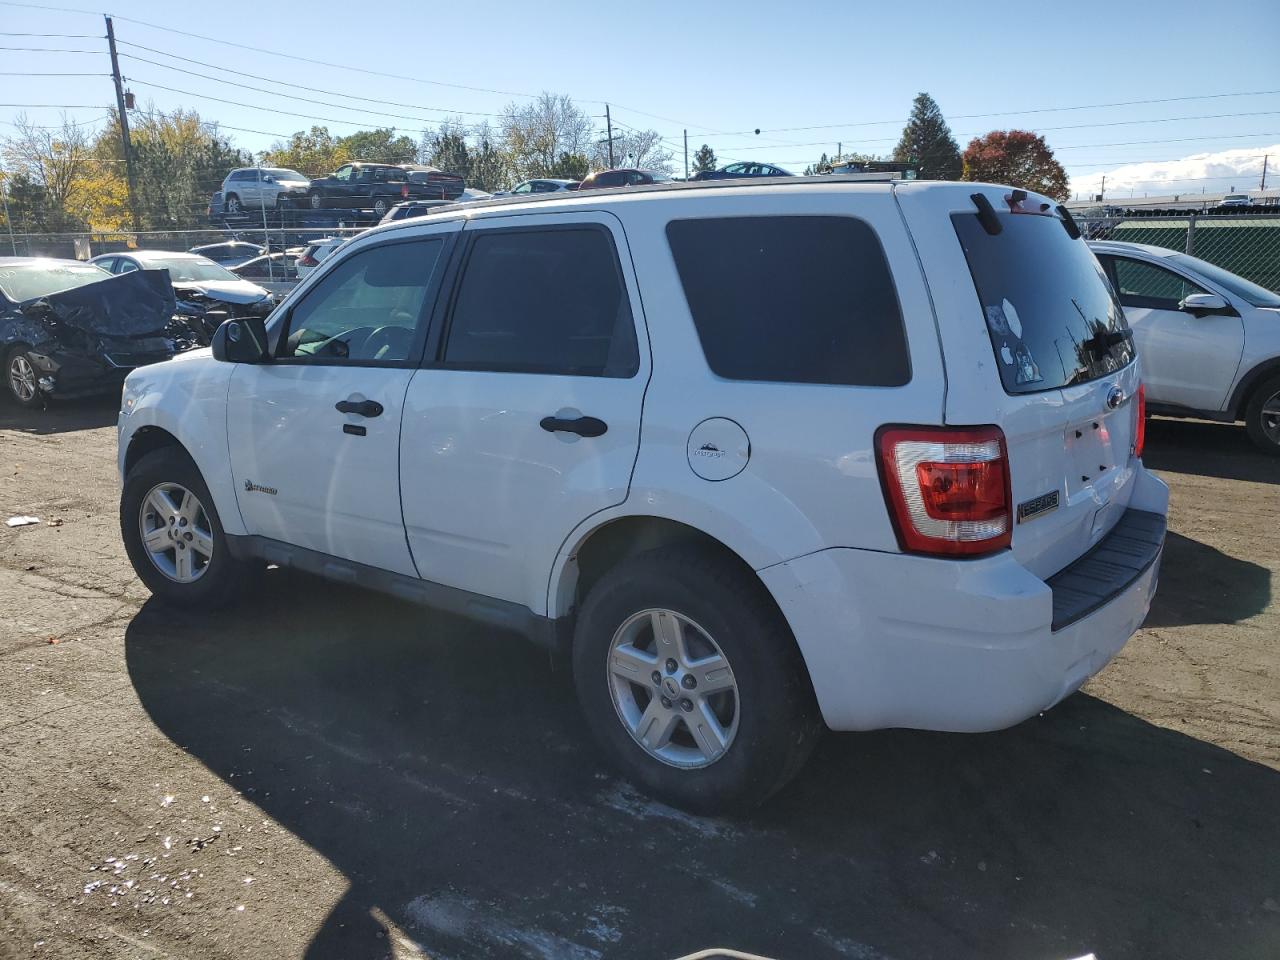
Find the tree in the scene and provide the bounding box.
[962,130,1069,201]
[262,126,348,175]
[892,93,961,180]
[591,128,673,174]
[548,152,589,181]
[337,128,418,165]
[692,144,717,173]
[500,93,593,180]
[1,114,94,230]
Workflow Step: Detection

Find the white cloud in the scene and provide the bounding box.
[1069,144,1278,199]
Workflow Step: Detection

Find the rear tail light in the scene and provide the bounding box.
[1134,383,1147,459]
[401,183,410,199]
[876,425,1012,557]
[298,252,319,267]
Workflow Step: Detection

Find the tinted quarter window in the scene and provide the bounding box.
[665,216,909,386]
[279,239,443,363]
[443,228,638,377]
[952,211,1134,394]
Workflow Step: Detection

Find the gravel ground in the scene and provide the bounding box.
[1,400,1277,960]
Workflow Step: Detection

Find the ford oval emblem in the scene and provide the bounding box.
[1106,385,1125,409]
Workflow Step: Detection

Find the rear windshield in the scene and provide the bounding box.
[148,258,239,283]
[0,261,111,301]
[953,211,1134,394]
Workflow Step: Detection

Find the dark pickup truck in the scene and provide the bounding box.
[306,162,465,217]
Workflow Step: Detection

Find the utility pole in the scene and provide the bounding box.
[837,142,842,160]
[105,16,141,233]
[1099,174,1105,201]
[683,129,688,180]
[1261,155,1269,192]
[605,105,614,168]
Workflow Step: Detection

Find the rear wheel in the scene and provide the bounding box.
[224,193,242,215]
[121,447,253,608]
[371,196,390,217]
[1245,372,1280,455]
[572,545,820,813]
[309,191,324,210]
[5,345,43,408]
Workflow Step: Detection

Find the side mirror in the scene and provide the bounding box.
[211,316,271,364]
[1180,292,1230,315]
[261,175,275,184]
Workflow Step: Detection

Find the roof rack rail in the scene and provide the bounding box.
[414,172,912,217]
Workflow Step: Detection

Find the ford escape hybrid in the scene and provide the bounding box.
[117,178,1168,811]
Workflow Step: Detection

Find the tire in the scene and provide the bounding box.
[225,193,242,215]
[5,345,43,409]
[309,191,324,210]
[120,446,253,608]
[1244,372,1280,455]
[371,197,389,217]
[572,545,821,813]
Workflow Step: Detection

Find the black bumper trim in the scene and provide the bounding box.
[1047,508,1166,632]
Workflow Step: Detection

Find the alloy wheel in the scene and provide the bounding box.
[8,354,37,403]
[607,608,739,768]
[138,482,215,583]
[1262,389,1280,446]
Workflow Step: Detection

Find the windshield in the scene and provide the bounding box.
[0,260,111,301]
[953,210,1134,394]
[264,168,307,181]
[149,258,240,283]
[1169,253,1280,308]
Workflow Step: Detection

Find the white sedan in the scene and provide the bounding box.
[1090,240,1280,452]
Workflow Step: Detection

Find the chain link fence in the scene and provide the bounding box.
[1075,212,1280,292]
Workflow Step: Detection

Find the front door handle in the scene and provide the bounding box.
[540,415,608,438]
[335,399,384,418]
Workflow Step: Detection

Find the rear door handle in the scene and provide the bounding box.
[540,415,608,438]
[335,399,384,418]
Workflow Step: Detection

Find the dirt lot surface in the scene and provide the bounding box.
[1,401,1277,960]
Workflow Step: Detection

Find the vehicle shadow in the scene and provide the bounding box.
[0,394,119,435]
[124,572,1280,960]
[1143,417,1278,484]
[1143,530,1271,627]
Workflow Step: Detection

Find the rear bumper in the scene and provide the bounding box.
[760,466,1169,733]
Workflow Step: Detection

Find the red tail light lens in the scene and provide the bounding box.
[876,426,1012,557]
[1134,383,1147,459]
[298,253,318,267]
[401,183,409,198]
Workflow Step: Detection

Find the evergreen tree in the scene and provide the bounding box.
[892,93,961,180]
[692,144,717,173]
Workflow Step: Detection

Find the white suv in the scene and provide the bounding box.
[1090,240,1280,453]
[117,180,1168,811]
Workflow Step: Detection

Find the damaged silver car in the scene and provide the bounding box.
[89,250,273,339]
[1,258,201,409]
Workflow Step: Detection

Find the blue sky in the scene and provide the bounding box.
[3,0,1279,196]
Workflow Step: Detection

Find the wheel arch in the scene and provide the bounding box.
[124,425,186,477]
[1230,357,1280,419]
[551,514,779,623]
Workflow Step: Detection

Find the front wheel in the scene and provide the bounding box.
[1245,372,1280,455]
[224,193,242,215]
[120,447,253,608]
[5,345,43,408]
[308,191,324,210]
[572,545,820,813]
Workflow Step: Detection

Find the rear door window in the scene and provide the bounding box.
[441,227,638,377]
[952,211,1134,394]
[665,216,909,386]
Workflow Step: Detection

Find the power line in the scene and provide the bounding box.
[126,78,441,131]
[0,102,105,108]
[0,30,99,37]
[115,41,499,118]
[0,71,105,76]
[717,90,1280,136]
[118,54,501,123]
[0,44,100,52]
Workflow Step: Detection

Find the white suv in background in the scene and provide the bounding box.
[1090,240,1280,453]
[117,180,1168,810]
